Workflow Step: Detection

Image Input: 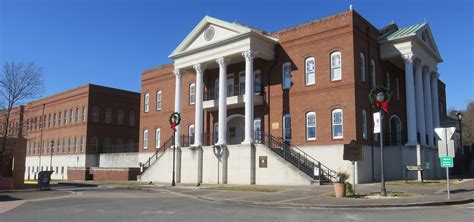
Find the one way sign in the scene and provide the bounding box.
[435,127,456,157]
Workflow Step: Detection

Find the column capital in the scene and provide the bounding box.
[193,64,206,73]
[402,53,414,64]
[216,57,230,68]
[431,71,440,79]
[173,69,182,78]
[242,50,257,61]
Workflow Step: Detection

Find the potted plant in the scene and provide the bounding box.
[333,172,349,198]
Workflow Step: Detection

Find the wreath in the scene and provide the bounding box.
[369,86,392,113]
[169,112,181,132]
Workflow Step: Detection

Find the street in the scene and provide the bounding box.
[1,188,473,222]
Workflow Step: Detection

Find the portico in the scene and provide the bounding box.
[169,16,277,148]
[379,23,443,147]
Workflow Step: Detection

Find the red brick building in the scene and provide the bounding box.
[23,84,140,180]
[138,9,447,184]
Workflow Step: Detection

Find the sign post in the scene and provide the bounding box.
[435,127,456,199]
[343,140,363,195]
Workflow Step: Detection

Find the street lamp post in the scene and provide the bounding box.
[169,112,181,187]
[376,92,387,197]
[456,112,464,180]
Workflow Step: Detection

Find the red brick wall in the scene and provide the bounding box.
[90,167,139,181]
[67,167,89,181]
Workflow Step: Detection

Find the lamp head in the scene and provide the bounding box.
[456,112,463,121]
[376,92,385,103]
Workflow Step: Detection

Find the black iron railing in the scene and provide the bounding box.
[258,133,339,183]
[139,136,173,175]
[204,84,262,101]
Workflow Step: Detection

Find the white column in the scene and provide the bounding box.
[423,68,434,147]
[431,72,440,129]
[242,50,256,144]
[414,60,427,146]
[193,64,205,147]
[173,69,182,147]
[216,57,228,145]
[402,54,418,145]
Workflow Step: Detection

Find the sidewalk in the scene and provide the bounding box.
[145,179,474,208]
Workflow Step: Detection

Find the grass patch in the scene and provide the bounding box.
[204,186,282,193]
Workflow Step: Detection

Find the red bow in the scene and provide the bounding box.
[376,100,389,113]
[170,123,177,132]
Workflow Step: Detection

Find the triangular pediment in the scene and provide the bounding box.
[169,16,252,58]
[416,24,441,57]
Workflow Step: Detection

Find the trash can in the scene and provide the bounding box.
[37,171,54,191]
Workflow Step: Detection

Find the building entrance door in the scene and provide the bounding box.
[227,115,244,145]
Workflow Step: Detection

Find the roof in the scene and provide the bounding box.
[378,22,427,41]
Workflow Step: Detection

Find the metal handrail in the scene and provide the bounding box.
[140,136,173,173]
[260,133,339,183]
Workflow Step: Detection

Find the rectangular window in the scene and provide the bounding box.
[53,113,56,127]
[75,108,79,123]
[332,109,343,139]
[68,138,72,153]
[305,57,315,85]
[143,130,148,149]
[331,52,342,81]
[227,74,234,96]
[144,93,150,112]
[283,114,291,141]
[58,112,62,126]
[62,138,66,153]
[48,114,51,128]
[69,109,73,124]
[254,71,262,95]
[156,91,162,111]
[64,111,68,125]
[80,136,84,152]
[82,106,87,122]
[189,84,195,105]
[214,79,219,99]
[239,72,245,95]
[74,136,78,153]
[306,112,316,140]
[282,62,291,89]
[155,128,161,148]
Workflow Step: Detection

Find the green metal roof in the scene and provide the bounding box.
[378,22,427,42]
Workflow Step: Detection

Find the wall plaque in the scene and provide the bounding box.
[259,156,268,168]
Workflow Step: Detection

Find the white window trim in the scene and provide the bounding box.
[143,129,149,149]
[305,57,315,86]
[189,83,196,105]
[144,93,150,113]
[332,109,343,139]
[155,128,161,149]
[282,62,291,89]
[156,91,162,111]
[306,112,316,141]
[330,51,342,81]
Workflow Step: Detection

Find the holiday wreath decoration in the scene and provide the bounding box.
[369,86,392,113]
[169,112,181,132]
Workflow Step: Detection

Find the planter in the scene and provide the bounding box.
[333,182,346,198]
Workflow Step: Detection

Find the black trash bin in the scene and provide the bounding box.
[37,171,54,191]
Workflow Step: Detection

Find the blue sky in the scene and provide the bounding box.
[0,0,472,110]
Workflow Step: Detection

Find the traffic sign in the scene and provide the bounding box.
[435,127,456,142]
[440,156,453,168]
[437,140,455,157]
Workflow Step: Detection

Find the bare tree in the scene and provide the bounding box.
[0,62,44,176]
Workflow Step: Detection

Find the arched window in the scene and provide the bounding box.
[74,136,78,153]
[64,111,68,125]
[330,51,342,81]
[144,93,150,112]
[58,112,62,126]
[362,109,367,140]
[92,106,100,123]
[75,107,80,123]
[129,111,136,126]
[91,136,98,153]
[68,137,72,153]
[56,139,60,153]
[389,115,403,145]
[105,108,112,124]
[332,109,343,139]
[283,114,291,141]
[188,125,195,145]
[360,53,366,82]
[306,112,316,140]
[143,130,148,149]
[282,62,291,89]
[189,83,196,105]
[155,128,161,149]
[370,59,376,87]
[53,113,56,127]
[69,109,73,124]
[254,71,262,94]
[80,136,85,153]
[62,138,66,153]
[117,109,124,125]
[156,90,162,111]
[305,57,315,85]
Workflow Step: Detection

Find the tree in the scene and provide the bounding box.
[0,62,44,176]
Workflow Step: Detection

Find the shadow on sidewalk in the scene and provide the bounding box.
[0,195,22,202]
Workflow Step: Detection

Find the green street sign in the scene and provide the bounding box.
[440,156,453,168]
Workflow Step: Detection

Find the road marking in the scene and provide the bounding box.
[0,200,25,214]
